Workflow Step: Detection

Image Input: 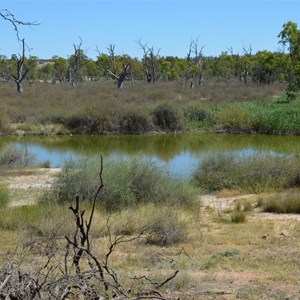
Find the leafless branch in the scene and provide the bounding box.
[0,9,39,41]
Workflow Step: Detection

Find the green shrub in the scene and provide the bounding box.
[64,114,100,134]
[152,103,184,132]
[47,157,196,211]
[119,109,154,134]
[216,106,254,133]
[145,208,188,246]
[0,146,35,173]
[262,190,300,214]
[193,152,300,193]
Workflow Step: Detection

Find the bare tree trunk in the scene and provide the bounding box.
[137,40,160,84]
[107,63,130,88]
[11,39,28,93]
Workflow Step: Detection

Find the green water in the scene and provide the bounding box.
[1,133,299,178]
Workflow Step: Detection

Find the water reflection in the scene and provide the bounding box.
[0,133,299,178]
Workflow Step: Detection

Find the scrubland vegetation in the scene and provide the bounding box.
[0,152,300,298]
[193,152,300,193]
[0,80,299,136]
[1,12,300,299]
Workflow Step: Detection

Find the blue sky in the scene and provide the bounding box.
[1,0,299,59]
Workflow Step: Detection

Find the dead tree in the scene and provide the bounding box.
[107,63,130,88]
[68,38,85,86]
[63,155,179,299]
[11,38,28,93]
[107,43,116,64]
[1,9,39,93]
[240,44,252,84]
[0,9,39,41]
[137,39,160,83]
[186,37,205,87]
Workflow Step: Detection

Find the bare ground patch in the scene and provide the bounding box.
[1,168,61,207]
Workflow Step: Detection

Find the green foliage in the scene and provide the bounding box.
[48,157,196,211]
[119,108,154,134]
[203,100,300,135]
[53,57,68,82]
[216,106,254,133]
[152,103,184,132]
[278,21,300,100]
[0,186,9,209]
[0,205,39,230]
[193,152,300,193]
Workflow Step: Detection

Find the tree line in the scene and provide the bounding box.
[0,43,293,85]
[1,8,300,99]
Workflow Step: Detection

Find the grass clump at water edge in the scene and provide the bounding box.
[193,152,300,193]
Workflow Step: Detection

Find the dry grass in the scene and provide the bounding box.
[0,80,288,135]
[1,169,300,298]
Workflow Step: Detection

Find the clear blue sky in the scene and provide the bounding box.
[1,0,299,59]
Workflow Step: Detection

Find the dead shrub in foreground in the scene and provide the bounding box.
[0,156,179,299]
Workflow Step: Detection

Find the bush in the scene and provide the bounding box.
[152,103,184,132]
[0,146,35,173]
[193,152,300,193]
[145,207,188,246]
[48,157,196,211]
[262,190,300,214]
[119,109,154,134]
[216,106,254,133]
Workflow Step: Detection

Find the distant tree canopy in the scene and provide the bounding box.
[0,48,292,86]
[0,17,299,97]
[278,21,300,100]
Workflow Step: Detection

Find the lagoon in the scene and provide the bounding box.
[1,133,299,178]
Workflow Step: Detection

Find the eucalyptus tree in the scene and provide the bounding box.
[53,57,68,85]
[0,55,10,81]
[278,21,300,100]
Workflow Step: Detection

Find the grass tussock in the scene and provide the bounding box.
[261,190,300,214]
[230,211,247,223]
[193,152,300,193]
[46,157,196,210]
[0,186,9,209]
